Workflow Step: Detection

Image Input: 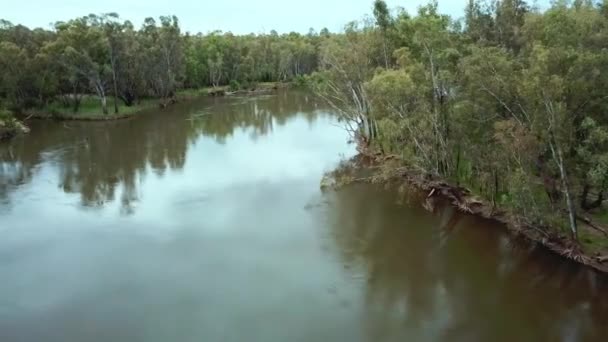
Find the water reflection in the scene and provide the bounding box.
[326,184,608,342]
[3,90,608,341]
[0,90,321,212]
[197,92,320,143]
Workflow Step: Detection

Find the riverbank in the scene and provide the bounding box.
[195,81,287,97]
[22,97,160,121]
[326,152,608,274]
[21,82,287,122]
[0,110,29,141]
[0,119,29,141]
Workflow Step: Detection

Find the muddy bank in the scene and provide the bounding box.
[324,153,608,275]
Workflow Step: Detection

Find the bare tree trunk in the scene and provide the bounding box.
[111,59,119,114]
[545,99,577,239]
[591,191,604,210]
[494,168,499,209]
[581,183,590,210]
[96,82,108,115]
[101,95,108,115]
[382,36,389,69]
[71,83,82,113]
[582,188,604,211]
[73,98,81,113]
[550,137,578,239]
[424,43,447,175]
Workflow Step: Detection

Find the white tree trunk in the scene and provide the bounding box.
[550,135,578,239]
[96,82,108,115]
[546,100,578,239]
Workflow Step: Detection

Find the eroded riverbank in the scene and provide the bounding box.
[324,152,608,276]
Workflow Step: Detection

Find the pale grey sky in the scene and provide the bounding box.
[2,0,471,34]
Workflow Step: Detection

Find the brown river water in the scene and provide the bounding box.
[1,90,608,342]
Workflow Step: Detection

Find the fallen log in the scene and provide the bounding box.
[208,88,226,97]
[597,255,608,263]
[577,215,608,237]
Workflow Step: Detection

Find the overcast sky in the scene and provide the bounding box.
[2,0,472,34]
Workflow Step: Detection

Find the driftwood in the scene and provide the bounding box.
[208,89,226,97]
[597,255,608,263]
[422,181,487,215]
[209,88,275,97]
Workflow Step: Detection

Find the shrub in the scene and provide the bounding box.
[229,80,241,91]
[294,75,314,88]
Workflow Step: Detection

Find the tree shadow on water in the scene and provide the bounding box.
[324,183,608,341]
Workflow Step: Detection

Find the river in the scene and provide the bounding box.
[1,90,607,341]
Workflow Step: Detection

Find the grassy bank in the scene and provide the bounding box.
[24,82,286,121]
[24,97,159,121]
[176,88,212,99]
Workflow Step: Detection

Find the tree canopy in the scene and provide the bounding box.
[314,0,608,244]
[0,15,327,113]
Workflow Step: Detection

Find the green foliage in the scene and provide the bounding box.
[228,80,241,91]
[0,15,323,116]
[183,30,320,88]
[293,75,309,88]
[314,0,608,241]
[0,108,23,134]
[0,108,11,121]
[42,96,156,118]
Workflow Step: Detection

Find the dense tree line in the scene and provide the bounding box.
[314,0,608,242]
[3,1,608,244]
[0,15,324,114]
[184,30,321,89]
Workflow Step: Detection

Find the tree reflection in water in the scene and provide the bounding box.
[325,183,608,341]
[0,90,321,213]
[3,90,608,341]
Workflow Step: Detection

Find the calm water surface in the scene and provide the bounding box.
[1,91,607,342]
